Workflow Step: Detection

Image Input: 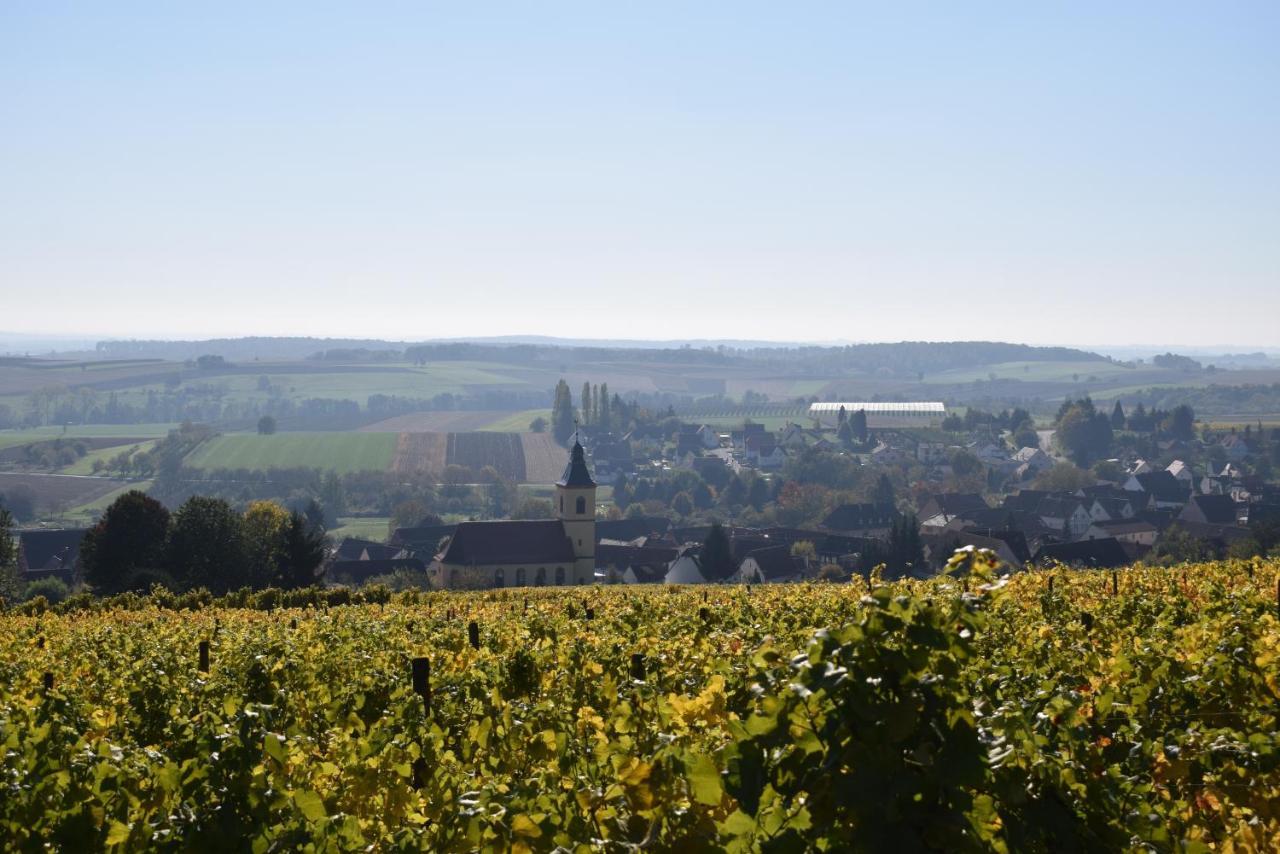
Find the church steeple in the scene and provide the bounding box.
[557,435,596,488]
[556,435,596,582]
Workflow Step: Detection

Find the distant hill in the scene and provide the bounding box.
[82,336,1110,376]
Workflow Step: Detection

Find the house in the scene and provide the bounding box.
[820,502,897,536]
[919,493,990,522]
[1036,496,1093,540]
[735,545,805,584]
[1033,537,1132,569]
[1178,494,1241,527]
[1085,519,1158,546]
[328,558,425,585]
[1128,459,1153,476]
[927,530,1025,571]
[1165,460,1194,486]
[970,442,1010,465]
[433,438,596,589]
[696,424,721,450]
[1220,434,1250,462]
[869,444,909,466]
[595,516,672,543]
[17,529,89,585]
[744,435,786,469]
[1012,447,1053,474]
[917,442,948,465]
[333,537,408,562]
[1087,496,1139,523]
[665,548,710,584]
[597,542,680,585]
[1124,471,1189,509]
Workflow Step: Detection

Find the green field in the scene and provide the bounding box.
[328,516,393,542]
[0,423,178,443]
[920,360,1138,384]
[477,408,547,432]
[183,433,396,474]
[58,440,158,475]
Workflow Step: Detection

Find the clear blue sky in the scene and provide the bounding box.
[3,2,1277,346]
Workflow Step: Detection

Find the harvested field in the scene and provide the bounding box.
[359,411,513,432]
[390,432,447,475]
[446,433,525,481]
[0,472,131,513]
[520,433,567,483]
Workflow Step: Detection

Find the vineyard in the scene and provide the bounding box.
[2,557,1279,850]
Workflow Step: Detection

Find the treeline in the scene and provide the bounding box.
[78,491,327,596]
[90,338,1110,378]
[1119,383,1280,417]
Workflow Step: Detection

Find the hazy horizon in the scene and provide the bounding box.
[4,3,1278,345]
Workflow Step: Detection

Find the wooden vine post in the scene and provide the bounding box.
[468,620,480,650]
[1111,570,1119,597]
[629,653,646,682]
[198,640,210,673]
[42,672,54,692]
[411,657,431,712]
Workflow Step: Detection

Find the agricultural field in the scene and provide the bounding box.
[0,471,132,513]
[183,433,397,475]
[477,409,548,433]
[327,516,393,542]
[359,411,518,433]
[2,558,1279,849]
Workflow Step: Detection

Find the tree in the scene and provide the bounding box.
[277,512,328,589]
[1167,404,1195,441]
[257,415,277,435]
[817,562,847,582]
[1150,525,1217,566]
[790,540,816,571]
[391,499,430,532]
[1034,462,1095,493]
[851,409,869,444]
[837,419,854,448]
[701,522,737,580]
[488,474,519,517]
[1110,401,1126,429]
[242,500,293,588]
[692,482,714,510]
[885,513,924,579]
[0,483,37,522]
[671,491,694,518]
[872,473,896,507]
[837,406,848,427]
[1056,398,1113,466]
[581,383,592,426]
[551,379,576,445]
[721,475,748,508]
[0,508,20,604]
[529,416,548,433]
[166,496,250,593]
[81,490,171,594]
[599,383,610,430]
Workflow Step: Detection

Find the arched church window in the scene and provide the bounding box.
[576,496,586,514]
[555,566,565,585]
[516,567,526,586]
[535,567,546,586]
[494,568,504,588]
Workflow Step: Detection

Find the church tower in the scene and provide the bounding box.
[556,435,596,583]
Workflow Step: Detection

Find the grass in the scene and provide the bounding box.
[59,441,158,475]
[328,517,393,542]
[0,423,178,443]
[183,433,396,474]
[479,409,548,432]
[56,480,155,524]
[920,360,1139,385]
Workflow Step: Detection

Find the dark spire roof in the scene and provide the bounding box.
[557,436,596,488]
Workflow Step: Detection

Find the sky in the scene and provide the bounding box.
[2,2,1278,347]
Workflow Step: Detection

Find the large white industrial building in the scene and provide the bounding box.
[808,401,946,429]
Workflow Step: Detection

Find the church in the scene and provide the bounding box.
[432,437,597,588]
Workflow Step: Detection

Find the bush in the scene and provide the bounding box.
[24,578,70,604]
